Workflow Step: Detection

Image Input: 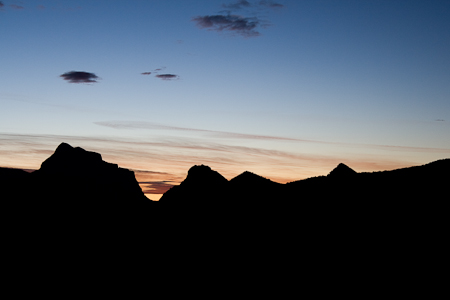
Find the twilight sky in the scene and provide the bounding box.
[1,0,449,200]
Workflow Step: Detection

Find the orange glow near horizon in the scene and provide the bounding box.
[1,133,449,201]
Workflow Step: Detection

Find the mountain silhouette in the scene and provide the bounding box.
[2,145,447,287]
[159,164,229,203]
[327,163,357,178]
[2,142,155,228]
[161,159,449,204]
[32,142,148,202]
[229,171,283,203]
[1,143,448,206]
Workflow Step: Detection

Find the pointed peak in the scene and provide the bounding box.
[232,171,260,180]
[230,170,278,186]
[328,163,357,178]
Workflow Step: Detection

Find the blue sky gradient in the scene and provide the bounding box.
[1,0,449,199]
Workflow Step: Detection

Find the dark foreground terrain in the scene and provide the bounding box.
[1,143,447,293]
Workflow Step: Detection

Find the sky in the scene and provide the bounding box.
[1,0,449,200]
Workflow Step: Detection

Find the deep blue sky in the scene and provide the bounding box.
[1,0,449,199]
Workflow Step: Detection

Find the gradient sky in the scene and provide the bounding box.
[1,0,449,200]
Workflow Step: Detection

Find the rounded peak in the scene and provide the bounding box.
[55,142,74,153]
[187,165,214,178]
[188,164,212,173]
[185,164,227,184]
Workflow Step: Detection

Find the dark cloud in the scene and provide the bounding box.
[0,2,4,8]
[258,1,284,9]
[222,0,252,10]
[10,4,24,9]
[192,14,260,37]
[155,74,179,80]
[142,68,178,78]
[60,71,99,84]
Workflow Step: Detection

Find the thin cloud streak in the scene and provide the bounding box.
[10,4,24,9]
[140,181,175,194]
[222,0,252,10]
[258,0,284,9]
[94,120,450,153]
[94,120,316,143]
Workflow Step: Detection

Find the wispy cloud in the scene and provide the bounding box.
[222,0,252,10]
[10,4,24,9]
[0,1,4,8]
[155,74,180,80]
[94,120,304,142]
[94,120,450,154]
[258,0,284,9]
[141,68,179,80]
[60,71,99,84]
[193,1,284,37]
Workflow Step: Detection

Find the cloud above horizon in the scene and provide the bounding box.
[193,14,261,37]
[60,71,99,84]
[10,4,24,9]
[258,0,284,9]
[94,120,450,154]
[140,181,175,195]
[222,0,284,10]
[155,74,180,80]
[193,1,284,37]
[141,67,179,80]
[222,0,252,10]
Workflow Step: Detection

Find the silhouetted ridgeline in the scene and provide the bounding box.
[2,143,448,286]
[1,142,449,207]
[160,159,449,203]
